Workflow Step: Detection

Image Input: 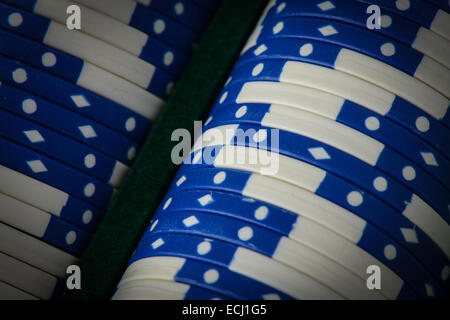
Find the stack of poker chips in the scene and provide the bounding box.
[114,0,450,300]
[0,0,219,300]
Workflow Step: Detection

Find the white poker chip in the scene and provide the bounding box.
[0,252,58,300]
[0,223,79,279]
[0,281,39,300]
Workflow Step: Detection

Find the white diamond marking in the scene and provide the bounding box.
[198,194,214,206]
[27,160,48,173]
[183,215,199,227]
[23,130,45,143]
[318,25,338,36]
[318,1,335,11]
[176,175,186,186]
[308,147,331,160]
[420,152,438,166]
[71,95,90,108]
[400,228,419,244]
[425,283,434,297]
[151,238,165,249]
[78,125,97,139]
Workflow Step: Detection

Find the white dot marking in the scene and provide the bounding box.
[65,231,77,245]
[197,241,212,255]
[402,166,416,181]
[42,52,57,67]
[365,116,380,131]
[213,171,226,184]
[373,177,388,192]
[22,99,37,114]
[347,191,363,207]
[84,183,95,197]
[84,154,96,169]
[384,244,397,260]
[238,226,254,241]
[299,43,313,57]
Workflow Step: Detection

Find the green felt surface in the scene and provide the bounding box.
[60,0,269,300]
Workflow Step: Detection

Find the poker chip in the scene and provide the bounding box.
[0,3,174,93]
[0,192,93,255]
[264,0,450,69]
[196,119,450,227]
[0,83,142,165]
[356,0,450,41]
[75,0,211,36]
[427,0,450,13]
[0,109,129,188]
[5,0,188,75]
[146,209,387,299]
[151,189,416,300]
[0,53,166,117]
[116,0,449,300]
[234,52,449,128]
[2,0,199,54]
[112,279,232,300]
[189,126,450,262]
[0,223,79,278]
[0,0,218,300]
[190,0,222,13]
[0,165,104,231]
[228,58,450,156]
[255,17,449,95]
[0,281,39,300]
[213,82,450,189]
[169,162,447,298]
[121,237,337,299]
[0,29,167,123]
[0,137,114,208]
[0,252,61,300]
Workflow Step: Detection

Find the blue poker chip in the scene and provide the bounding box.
[356,0,447,36]
[0,164,105,232]
[1,0,188,76]
[112,278,232,300]
[167,165,447,298]
[264,0,450,68]
[26,211,93,257]
[192,112,450,261]
[0,66,140,165]
[116,2,200,53]
[191,0,222,13]
[199,119,450,241]
[427,0,450,12]
[177,141,450,292]
[209,96,450,226]
[154,187,432,300]
[0,2,176,97]
[258,17,424,75]
[128,233,308,300]
[249,20,450,120]
[138,229,413,299]
[226,56,450,157]
[144,211,393,299]
[0,109,128,188]
[0,192,92,256]
[0,137,114,209]
[211,82,450,191]
[0,31,153,141]
[137,0,212,34]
